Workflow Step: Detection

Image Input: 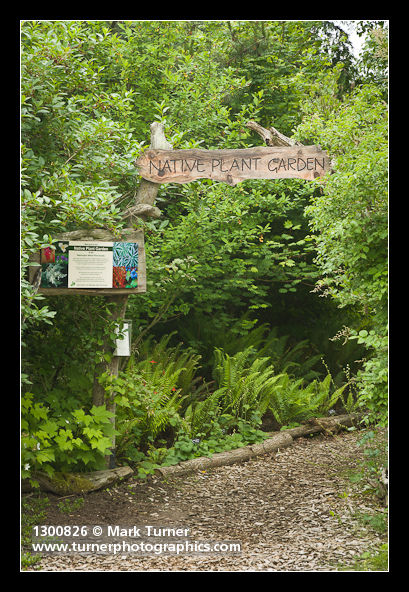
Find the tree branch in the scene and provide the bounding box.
[127,122,173,223]
[246,120,303,147]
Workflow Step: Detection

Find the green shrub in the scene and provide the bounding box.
[21,392,117,485]
[111,335,214,461]
[349,429,388,505]
[133,412,269,478]
[21,495,50,569]
[106,367,185,461]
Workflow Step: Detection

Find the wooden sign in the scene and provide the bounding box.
[29,229,146,295]
[135,146,330,186]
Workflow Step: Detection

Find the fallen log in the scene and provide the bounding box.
[154,413,362,479]
[285,413,362,438]
[21,466,134,496]
[154,432,293,479]
[21,415,361,491]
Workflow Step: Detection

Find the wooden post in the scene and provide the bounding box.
[91,293,129,468]
[99,122,172,467]
[92,295,129,412]
[123,122,173,224]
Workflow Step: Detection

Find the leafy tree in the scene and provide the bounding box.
[294,72,388,422]
[21,20,140,333]
[355,21,388,93]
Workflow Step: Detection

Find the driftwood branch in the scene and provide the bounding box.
[246,120,303,147]
[246,120,336,172]
[122,203,162,221]
[125,122,173,223]
[21,466,134,495]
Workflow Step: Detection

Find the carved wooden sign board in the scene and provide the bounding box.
[135,146,330,185]
[30,141,329,295]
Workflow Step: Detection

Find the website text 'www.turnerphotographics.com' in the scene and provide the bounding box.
[31,524,242,556]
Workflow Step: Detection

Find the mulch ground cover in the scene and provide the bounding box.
[24,428,387,572]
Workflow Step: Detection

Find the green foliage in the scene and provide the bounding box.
[211,347,279,421]
[272,373,349,426]
[105,368,183,462]
[109,337,334,474]
[339,426,388,571]
[349,429,388,504]
[133,332,206,398]
[343,543,388,571]
[132,412,269,479]
[21,295,127,428]
[297,84,387,318]
[295,77,388,423]
[349,330,388,424]
[21,20,387,480]
[115,337,353,478]
[355,22,388,93]
[21,392,117,482]
[163,416,267,464]
[132,177,321,332]
[21,496,50,569]
[108,335,214,464]
[21,20,140,331]
[107,370,182,453]
[183,344,351,436]
[57,496,85,514]
[218,21,357,133]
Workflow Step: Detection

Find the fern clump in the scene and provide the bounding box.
[109,333,356,472]
[186,346,352,433]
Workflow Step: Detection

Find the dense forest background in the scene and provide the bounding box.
[21,20,388,480]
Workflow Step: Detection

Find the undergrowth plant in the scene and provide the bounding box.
[180,319,326,382]
[21,496,50,569]
[21,392,118,485]
[349,429,388,507]
[132,332,209,399]
[106,369,184,462]
[104,335,358,476]
[133,411,269,479]
[186,346,350,432]
[268,372,348,426]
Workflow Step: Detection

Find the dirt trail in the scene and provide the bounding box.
[26,429,387,572]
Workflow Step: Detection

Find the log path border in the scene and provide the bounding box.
[154,413,361,479]
[21,414,361,495]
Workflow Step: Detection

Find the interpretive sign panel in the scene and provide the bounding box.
[30,230,146,295]
[135,146,330,185]
[40,241,140,290]
[67,242,114,288]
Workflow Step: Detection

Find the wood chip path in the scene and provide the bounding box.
[26,429,387,572]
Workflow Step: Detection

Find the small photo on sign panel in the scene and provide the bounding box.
[40,242,69,287]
